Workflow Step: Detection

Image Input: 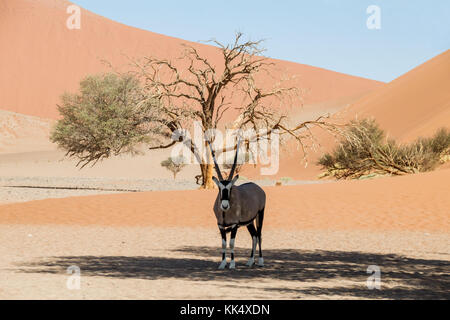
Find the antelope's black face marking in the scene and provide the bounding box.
[220,181,230,199]
[212,175,239,211]
[219,181,231,210]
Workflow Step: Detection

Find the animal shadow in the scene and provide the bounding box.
[16,246,450,299]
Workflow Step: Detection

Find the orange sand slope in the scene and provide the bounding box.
[0,0,382,119]
[342,50,450,142]
[0,110,52,153]
[0,169,448,232]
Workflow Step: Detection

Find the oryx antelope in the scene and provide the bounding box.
[208,138,266,269]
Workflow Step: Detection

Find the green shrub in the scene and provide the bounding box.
[161,156,187,179]
[318,119,450,180]
[418,128,450,159]
[51,73,162,167]
[280,177,293,184]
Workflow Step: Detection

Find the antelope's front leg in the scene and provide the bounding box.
[229,226,238,269]
[218,228,227,269]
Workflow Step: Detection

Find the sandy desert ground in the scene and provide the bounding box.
[0,170,448,299]
[0,226,448,300]
[0,0,448,300]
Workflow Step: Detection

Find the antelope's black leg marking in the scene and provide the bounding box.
[218,227,227,269]
[229,226,238,269]
[256,207,264,266]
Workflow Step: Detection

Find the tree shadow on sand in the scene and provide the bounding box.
[16,247,450,299]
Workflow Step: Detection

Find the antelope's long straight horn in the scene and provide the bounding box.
[228,137,242,180]
[207,140,224,181]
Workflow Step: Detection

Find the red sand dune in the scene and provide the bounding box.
[340,49,450,142]
[0,0,382,119]
[0,168,448,232]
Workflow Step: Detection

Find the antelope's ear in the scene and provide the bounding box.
[212,176,221,187]
[231,175,239,185]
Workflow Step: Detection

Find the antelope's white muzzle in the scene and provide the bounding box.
[221,200,230,211]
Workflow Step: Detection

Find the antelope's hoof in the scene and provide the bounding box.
[218,260,227,270]
[229,261,236,269]
[257,257,264,267]
[246,258,255,267]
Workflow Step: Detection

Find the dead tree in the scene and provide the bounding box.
[129,32,337,189]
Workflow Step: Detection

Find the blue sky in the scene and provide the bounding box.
[71,0,449,82]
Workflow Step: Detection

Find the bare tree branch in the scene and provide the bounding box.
[124,32,340,186]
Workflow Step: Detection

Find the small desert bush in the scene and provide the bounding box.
[318,119,450,179]
[417,128,450,162]
[280,177,293,184]
[161,156,187,179]
[161,156,186,180]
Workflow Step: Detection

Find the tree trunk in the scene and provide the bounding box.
[199,163,216,189]
[199,136,216,189]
